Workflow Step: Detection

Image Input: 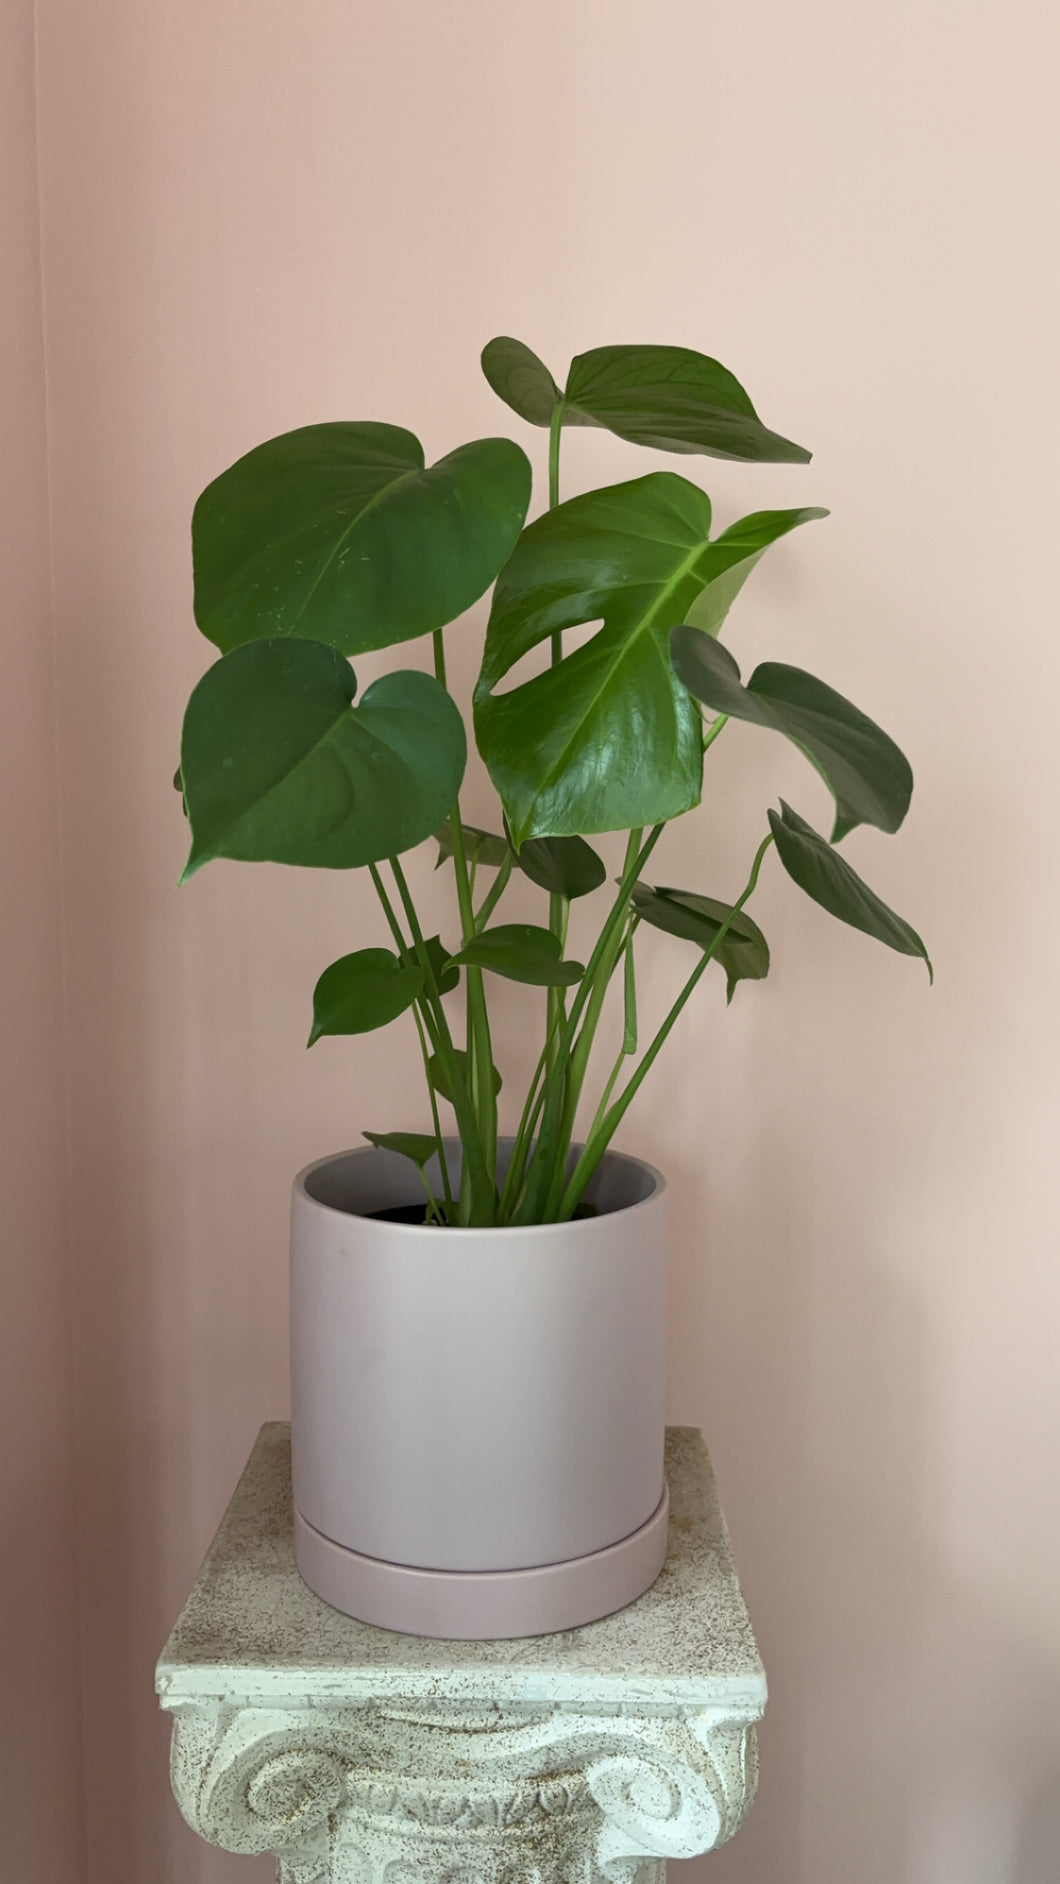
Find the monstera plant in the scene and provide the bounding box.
[177,338,930,1228]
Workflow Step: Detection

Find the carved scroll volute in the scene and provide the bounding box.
[171,1707,348,1855]
[587,1713,760,1879]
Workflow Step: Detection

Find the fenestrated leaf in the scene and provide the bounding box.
[362,1130,438,1168]
[180,641,466,878]
[446,923,584,987]
[681,507,829,639]
[476,473,738,842]
[481,337,562,427]
[434,820,510,871]
[768,801,932,979]
[516,834,606,900]
[193,422,531,656]
[561,345,812,463]
[308,949,424,1045]
[428,1048,502,1104]
[632,883,770,1002]
[671,631,912,841]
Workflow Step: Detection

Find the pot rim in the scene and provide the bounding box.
[292,1137,666,1238]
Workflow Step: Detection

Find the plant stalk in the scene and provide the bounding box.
[558,831,776,1218]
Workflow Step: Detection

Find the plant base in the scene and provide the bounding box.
[293,1481,670,1640]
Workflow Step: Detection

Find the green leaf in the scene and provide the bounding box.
[180,641,466,877]
[402,934,460,996]
[481,337,562,427]
[671,630,912,841]
[362,1130,439,1168]
[475,473,731,842]
[516,834,606,900]
[632,883,770,1002]
[681,508,829,639]
[561,345,812,463]
[193,422,532,656]
[308,949,424,1044]
[434,820,510,871]
[768,801,932,978]
[446,923,585,987]
[428,1048,502,1105]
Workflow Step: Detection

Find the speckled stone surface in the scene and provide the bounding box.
[157,1426,766,1881]
[157,1424,764,1710]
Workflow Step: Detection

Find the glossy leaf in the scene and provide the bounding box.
[308,949,423,1044]
[632,883,770,1002]
[446,923,585,987]
[671,630,912,841]
[769,801,932,978]
[193,422,532,656]
[516,834,607,900]
[362,1130,438,1168]
[562,345,812,463]
[476,473,736,842]
[428,1048,502,1104]
[481,337,562,426]
[681,507,829,639]
[403,934,460,996]
[434,820,510,871]
[180,641,466,877]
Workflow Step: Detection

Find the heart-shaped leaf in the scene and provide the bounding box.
[362,1130,439,1168]
[481,339,813,463]
[433,821,510,871]
[481,338,562,427]
[193,422,531,656]
[672,631,912,841]
[401,935,460,996]
[428,1048,502,1104]
[516,834,606,900]
[476,473,725,841]
[769,801,932,978]
[180,640,466,877]
[308,949,424,1044]
[563,345,811,463]
[446,924,585,986]
[681,507,829,639]
[632,883,770,1002]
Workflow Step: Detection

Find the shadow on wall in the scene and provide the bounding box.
[667,1103,1060,1884]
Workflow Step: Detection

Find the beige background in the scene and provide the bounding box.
[6,1,1060,1879]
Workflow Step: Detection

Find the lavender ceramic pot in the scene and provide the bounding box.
[290,1137,668,1639]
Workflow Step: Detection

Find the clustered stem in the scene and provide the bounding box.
[357,434,768,1227]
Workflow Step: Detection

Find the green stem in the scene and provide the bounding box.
[431,626,498,1211]
[545,402,568,1069]
[368,862,453,1221]
[702,711,729,756]
[389,855,495,1223]
[558,831,776,1218]
[515,825,663,1223]
[496,1005,565,1223]
[412,1003,454,1218]
[473,849,515,932]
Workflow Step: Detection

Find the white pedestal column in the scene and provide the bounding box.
[157,1425,766,1883]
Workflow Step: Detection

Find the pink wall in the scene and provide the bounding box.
[0,2,86,1877]
[13,0,1060,1878]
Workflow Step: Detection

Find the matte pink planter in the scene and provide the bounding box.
[290,1138,668,1639]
